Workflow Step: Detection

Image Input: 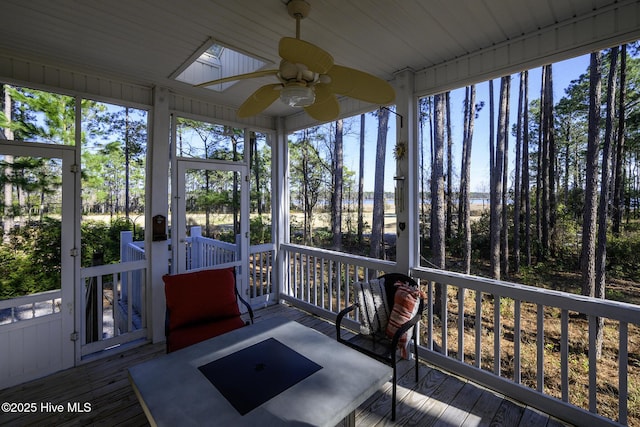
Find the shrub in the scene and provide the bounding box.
[607,232,640,282]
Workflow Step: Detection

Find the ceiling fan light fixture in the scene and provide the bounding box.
[280,85,315,107]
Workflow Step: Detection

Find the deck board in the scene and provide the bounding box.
[0,303,571,427]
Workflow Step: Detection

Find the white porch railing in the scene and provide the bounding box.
[248,242,276,306]
[120,228,276,309]
[186,226,238,270]
[279,243,639,427]
[80,259,147,357]
[0,289,61,325]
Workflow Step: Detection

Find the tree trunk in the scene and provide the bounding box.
[522,71,532,266]
[490,78,507,280]
[514,72,524,273]
[595,47,619,358]
[357,114,365,244]
[540,65,551,259]
[546,65,557,255]
[536,70,543,259]
[370,109,390,260]
[500,77,511,278]
[332,119,343,250]
[432,94,446,316]
[613,44,627,236]
[460,85,476,274]
[445,92,453,240]
[581,52,602,297]
[251,132,264,215]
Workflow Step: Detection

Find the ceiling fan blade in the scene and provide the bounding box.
[279,37,334,74]
[195,70,278,88]
[237,84,281,118]
[304,84,339,121]
[326,65,395,105]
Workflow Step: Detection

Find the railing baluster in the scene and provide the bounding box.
[293,252,299,298]
[619,321,628,425]
[441,283,448,357]
[300,254,309,302]
[336,261,342,312]
[475,290,482,368]
[561,309,569,402]
[126,270,133,333]
[328,261,334,312]
[140,268,146,328]
[458,286,465,362]
[320,258,326,310]
[537,304,544,392]
[97,275,104,339]
[113,273,121,335]
[286,251,292,296]
[514,299,521,383]
[251,254,256,298]
[494,295,501,376]
[589,315,597,413]
[427,280,434,351]
[305,253,310,303]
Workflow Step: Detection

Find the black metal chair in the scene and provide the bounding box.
[336,273,424,421]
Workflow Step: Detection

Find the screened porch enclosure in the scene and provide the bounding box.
[1,1,640,426]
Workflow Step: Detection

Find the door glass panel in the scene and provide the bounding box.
[247,131,273,300]
[1,84,75,145]
[80,101,148,341]
[175,118,244,161]
[0,154,62,321]
[184,167,241,271]
[248,131,272,244]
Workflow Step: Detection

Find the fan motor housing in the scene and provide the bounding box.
[287,0,311,19]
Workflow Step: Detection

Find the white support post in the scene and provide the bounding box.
[273,117,290,301]
[393,69,418,275]
[146,86,170,343]
[191,226,202,269]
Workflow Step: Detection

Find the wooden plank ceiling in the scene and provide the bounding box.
[0,0,634,119]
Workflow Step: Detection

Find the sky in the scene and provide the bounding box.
[341,53,591,193]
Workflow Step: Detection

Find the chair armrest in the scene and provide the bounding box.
[336,303,358,341]
[235,286,254,324]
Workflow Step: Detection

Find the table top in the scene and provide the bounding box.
[128,317,392,427]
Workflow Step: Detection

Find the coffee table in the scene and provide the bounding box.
[128,317,392,426]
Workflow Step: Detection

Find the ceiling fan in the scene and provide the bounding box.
[195,0,395,121]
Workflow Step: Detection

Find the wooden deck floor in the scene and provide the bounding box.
[0,303,570,427]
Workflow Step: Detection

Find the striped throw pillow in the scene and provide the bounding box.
[385,282,421,359]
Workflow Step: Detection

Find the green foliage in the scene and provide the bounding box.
[550,204,581,262]
[250,215,272,245]
[0,218,62,299]
[607,232,640,282]
[81,217,138,267]
[0,217,142,299]
[470,211,491,260]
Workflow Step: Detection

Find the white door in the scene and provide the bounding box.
[174,158,249,292]
[0,142,75,388]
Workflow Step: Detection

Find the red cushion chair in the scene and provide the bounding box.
[163,267,254,353]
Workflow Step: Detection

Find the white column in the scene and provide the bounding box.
[146,86,170,343]
[393,69,418,274]
[273,117,290,300]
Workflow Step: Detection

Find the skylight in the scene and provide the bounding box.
[175,42,270,91]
